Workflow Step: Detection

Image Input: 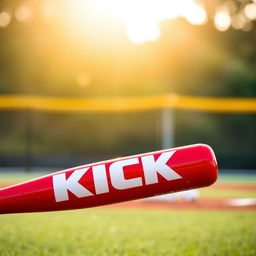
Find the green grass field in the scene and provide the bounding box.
[0,172,256,256]
[0,209,256,256]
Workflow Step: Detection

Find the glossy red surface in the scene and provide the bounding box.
[0,144,218,214]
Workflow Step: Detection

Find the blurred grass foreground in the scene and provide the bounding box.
[0,209,255,256]
[0,0,256,171]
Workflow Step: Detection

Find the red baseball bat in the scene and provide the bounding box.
[0,144,218,214]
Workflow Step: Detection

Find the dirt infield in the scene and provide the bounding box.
[101,182,256,211]
[212,184,256,192]
[103,198,256,211]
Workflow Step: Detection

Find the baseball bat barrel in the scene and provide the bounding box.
[0,144,217,214]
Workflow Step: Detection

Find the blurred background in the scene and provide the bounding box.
[0,0,256,171]
[1,3,256,254]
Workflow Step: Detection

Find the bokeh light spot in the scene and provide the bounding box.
[15,5,32,23]
[244,3,256,20]
[0,12,11,28]
[214,10,231,32]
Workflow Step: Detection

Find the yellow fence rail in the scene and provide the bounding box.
[0,94,256,113]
